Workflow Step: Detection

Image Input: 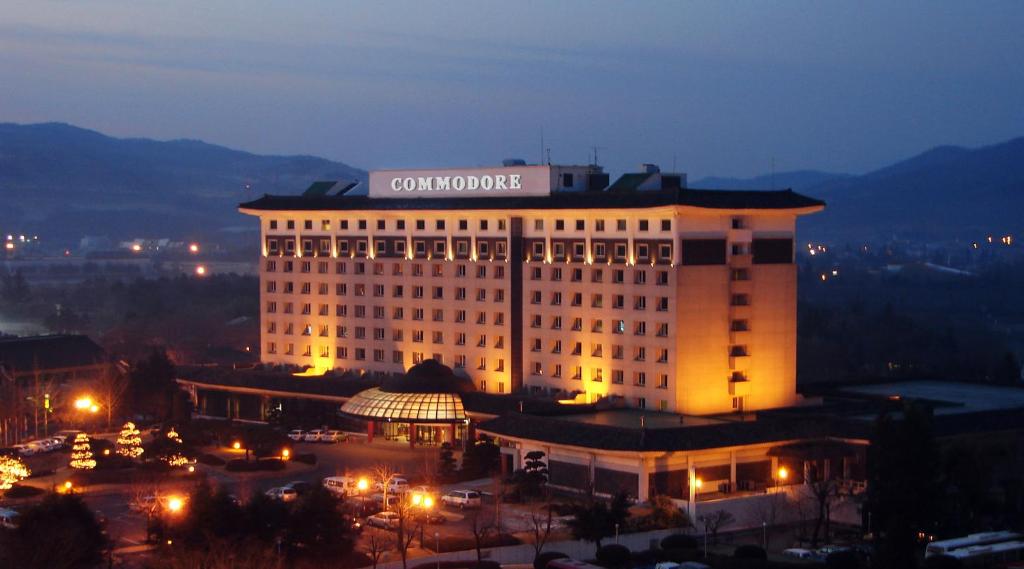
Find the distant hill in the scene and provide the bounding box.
[2,122,1022,247]
[0,122,365,246]
[800,137,1024,243]
[693,170,850,191]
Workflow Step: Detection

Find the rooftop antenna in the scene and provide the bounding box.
[590,145,606,167]
[546,148,551,165]
[539,127,544,165]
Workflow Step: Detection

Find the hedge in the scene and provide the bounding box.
[293,452,317,465]
[534,552,569,569]
[661,534,698,550]
[196,453,226,466]
[411,562,500,569]
[225,458,286,472]
[596,544,632,568]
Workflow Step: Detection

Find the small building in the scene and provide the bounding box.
[0,334,113,388]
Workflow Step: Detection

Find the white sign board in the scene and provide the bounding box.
[368,166,552,199]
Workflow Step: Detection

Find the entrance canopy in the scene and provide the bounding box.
[340,360,472,424]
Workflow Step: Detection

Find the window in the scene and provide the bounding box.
[657,297,669,311]
[532,242,544,258]
[534,219,543,231]
[375,240,386,254]
[639,220,649,232]
[477,241,489,257]
[434,241,446,256]
[562,173,574,187]
[269,220,278,230]
[479,220,488,231]
[416,219,425,230]
[614,243,627,259]
[731,319,749,332]
[659,244,672,260]
[339,220,348,230]
[657,271,669,285]
[661,219,671,231]
[551,267,562,281]
[612,370,624,384]
[616,219,627,231]
[731,294,750,306]
[635,321,647,335]
[637,243,649,259]
[573,242,585,258]
[555,219,565,231]
[635,270,647,285]
[553,242,565,259]
[595,220,605,232]
[397,219,406,230]
[575,219,585,231]
[634,372,647,386]
[459,219,468,231]
[436,219,445,230]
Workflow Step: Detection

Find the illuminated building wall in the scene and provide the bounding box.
[241,165,822,414]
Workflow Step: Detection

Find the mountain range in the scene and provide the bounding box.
[0,122,364,246]
[1,122,1022,247]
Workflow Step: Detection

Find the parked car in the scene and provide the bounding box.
[441,490,481,509]
[12,444,36,457]
[0,508,19,529]
[413,511,447,525]
[375,477,409,494]
[323,475,363,497]
[286,430,305,441]
[320,430,343,443]
[303,429,324,442]
[284,481,313,496]
[265,487,299,502]
[782,549,816,560]
[366,511,400,529]
[54,430,82,447]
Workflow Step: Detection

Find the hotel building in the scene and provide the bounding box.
[239,163,824,415]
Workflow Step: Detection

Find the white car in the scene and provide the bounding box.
[320,430,343,443]
[12,444,36,456]
[266,487,299,502]
[375,477,409,494]
[366,511,400,529]
[441,489,481,509]
[0,508,20,529]
[303,429,325,442]
[287,430,304,441]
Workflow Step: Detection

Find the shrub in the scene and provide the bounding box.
[196,453,226,466]
[411,562,500,569]
[534,551,569,569]
[826,550,864,569]
[293,452,317,465]
[3,484,44,499]
[734,545,767,560]
[596,544,631,568]
[661,534,698,550]
[225,458,287,472]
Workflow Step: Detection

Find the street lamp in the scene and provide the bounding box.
[777,466,789,484]
[74,396,93,411]
[166,496,184,514]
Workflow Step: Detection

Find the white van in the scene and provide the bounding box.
[0,508,20,529]
[322,476,361,497]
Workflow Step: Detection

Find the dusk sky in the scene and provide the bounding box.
[2,1,1023,179]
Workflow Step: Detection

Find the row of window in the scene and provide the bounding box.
[529,291,670,311]
[265,260,507,278]
[528,240,671,262]
[528,363,671,387]
[268,217,678,233]
[529,340,671,363]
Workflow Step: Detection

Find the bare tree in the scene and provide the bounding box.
[94,367,130,430]
[805,478,842,548]
[372,463,398,514]
[697,509,735,545]
[392,492,423,569]
[468,503,499,563]
[527,493,556,563]
[365,528,394,569]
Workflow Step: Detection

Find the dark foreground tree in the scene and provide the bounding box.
[866,401,940,568]
[0,493,107,569]
[566,492,630,554]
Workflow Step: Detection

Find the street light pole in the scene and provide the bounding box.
[435,532,440,569]
[762,521,767,550]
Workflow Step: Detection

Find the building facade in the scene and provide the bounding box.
[240,164,823,415]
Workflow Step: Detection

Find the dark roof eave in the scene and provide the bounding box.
[239,188,825,213]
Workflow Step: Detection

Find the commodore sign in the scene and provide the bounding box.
[369,166,552,199]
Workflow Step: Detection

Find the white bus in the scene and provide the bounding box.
[925,531,1023,558]
[947,540,1024,566]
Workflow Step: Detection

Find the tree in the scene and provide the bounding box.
[637,494,690,531]
[285,485,353,559]
[129,349,178,421]
[438,442,457,480]
[460,434,500,479]
[0,455,30,491]
[468,503,499,563]
[141,538,280,569]
[116,421,144,459]
[805,478,842,548]
[175,480,245,547]
[242,490,290,544]
[512,450,549,500]
[528,499,556,563]
[391,490,423,569]
[94,367,130,430]
[698,510,735,545]
[0,493,107,569]
[365,528,394,569]
[566,492,631,554]
[866,402,940,569]
[69,433,96,470]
